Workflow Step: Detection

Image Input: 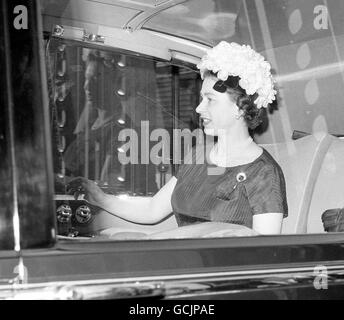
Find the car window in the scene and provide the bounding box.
[42,0,344,242]
[1,0,341,246]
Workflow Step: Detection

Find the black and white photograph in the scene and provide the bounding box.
[1,0,344,304]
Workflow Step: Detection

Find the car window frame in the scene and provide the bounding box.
[44,36,344,246]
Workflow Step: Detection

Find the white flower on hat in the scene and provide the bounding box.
[197,41,277,109]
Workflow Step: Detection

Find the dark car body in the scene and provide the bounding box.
[1,0,344,300]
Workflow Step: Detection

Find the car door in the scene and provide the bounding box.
[2,0,344,300]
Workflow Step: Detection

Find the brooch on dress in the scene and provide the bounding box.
[232,172,247,191]
[236,172,247,183]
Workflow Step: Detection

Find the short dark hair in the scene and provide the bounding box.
[204,70,264,130]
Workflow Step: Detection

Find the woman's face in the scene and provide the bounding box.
[196,76,241,136]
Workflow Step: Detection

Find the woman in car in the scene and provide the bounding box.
[68,41,288,236]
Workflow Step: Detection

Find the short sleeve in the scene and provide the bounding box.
[246,164,288,218]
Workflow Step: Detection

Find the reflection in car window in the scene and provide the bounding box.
[48,42,200,193]
[47,40,201,238]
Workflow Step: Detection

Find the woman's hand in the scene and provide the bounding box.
[67,177,107,207]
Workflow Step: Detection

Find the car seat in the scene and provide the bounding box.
[263,133,344,234]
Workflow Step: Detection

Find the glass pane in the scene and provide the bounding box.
[47,40,201,237]
[45,0,344,241]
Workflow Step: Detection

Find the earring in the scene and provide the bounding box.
[235,114,241,120]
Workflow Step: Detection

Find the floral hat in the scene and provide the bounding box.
[197,41,277,109]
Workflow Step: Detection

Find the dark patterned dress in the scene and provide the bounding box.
[171,145,288,228]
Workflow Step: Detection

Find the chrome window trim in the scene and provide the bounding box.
[124,0,189,31]
[48,24,208,63]
[1,263,343,299]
